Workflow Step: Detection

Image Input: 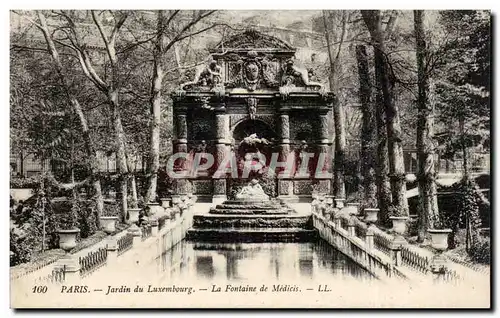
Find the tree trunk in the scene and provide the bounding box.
[146,10,165,204]
[414,10,440,242]
[362,10,409,218]
[37,11,104,225]
[355,45,377,208]
[109,90,129,223]
[323,10,347,199]
[459,117,470,179]
[127,156,139,208]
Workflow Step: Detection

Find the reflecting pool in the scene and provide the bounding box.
[146,239,374,285]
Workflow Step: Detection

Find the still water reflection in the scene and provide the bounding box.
[149,239,374,284]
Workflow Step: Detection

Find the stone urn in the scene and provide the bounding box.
[165,207,174,220]
[57,228,80,252]
[334,198,345,209]
[146,202,162,216]
[364,208,379,224]
[405,173,417,182]
[346,202,360,215]
[389,216,409,235]
[160,197,171,209]
[127,208,141,224]
[171,195,181,205]
[428,228,452,251]
[101,216,118,234]
[325,195,334,205]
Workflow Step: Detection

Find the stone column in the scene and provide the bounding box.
[277,113,295,201]
[213,107,229,204]
[316,113,332,196]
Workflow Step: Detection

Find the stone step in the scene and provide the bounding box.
[209,208,290,215]
[193,214,312,229]
[186,228,318,243]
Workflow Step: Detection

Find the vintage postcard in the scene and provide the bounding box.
[9,9,491,308]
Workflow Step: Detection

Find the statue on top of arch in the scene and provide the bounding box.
[180,58,224,91]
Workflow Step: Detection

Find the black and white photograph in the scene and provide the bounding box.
[8,8,491,308]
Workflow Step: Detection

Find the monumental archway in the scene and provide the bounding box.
[171,29,335,203]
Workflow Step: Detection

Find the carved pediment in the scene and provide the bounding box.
[213,29,295,52]
[176,30,327,95]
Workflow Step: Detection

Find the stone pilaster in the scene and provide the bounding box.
[318,113,329,143]
[174,113,188,173]
[315,113,332,195]
[279,113,290,143]
[278,112,296,202]
[212,179,227,204]
[315,144,332,195]
[213,108,228,204]
[175,113,188,148]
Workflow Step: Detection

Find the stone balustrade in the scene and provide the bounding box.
[311,200,461,282]
[30,195,195,285]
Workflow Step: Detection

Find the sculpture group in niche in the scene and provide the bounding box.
[235,179,269,201]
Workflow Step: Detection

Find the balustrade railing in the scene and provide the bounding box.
[339,216,349,231]
[34,265,66,284]
[117,233,134,256]
[441,268,461,282]
[372,230,392,256]
[400,245,431,274]
[353,217,368,238]
[11,256,61,281]
[312,204,474,282]
[79,247,108,277]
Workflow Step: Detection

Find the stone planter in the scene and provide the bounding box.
[364,208,379,223]
[325,195,334,205]
[57,228,80,252]
[164,207,174,220]
[127,208,141,224]
[160,197,171,209]
[101,216,118,234]
[171,195,181,205]
[428,228,452,251]
[390,216,409,235]
[146,202,162,216]
[334,198,345,209]
[345,202,360,215]
[405,173,417,182]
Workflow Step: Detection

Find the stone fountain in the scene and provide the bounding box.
[187,179,316,242]
[209,179,292,215]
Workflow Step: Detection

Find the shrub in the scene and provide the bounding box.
[439,178,484,250]
[469,237,490,264]
[10,228,33,266]
[75,199,98,239]
[103,201,120,217]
